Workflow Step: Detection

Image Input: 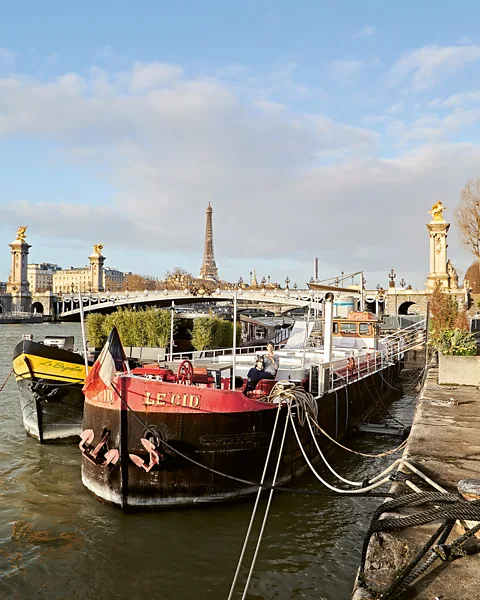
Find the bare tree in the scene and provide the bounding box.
[454,177,480,261]
[465,261,480,293]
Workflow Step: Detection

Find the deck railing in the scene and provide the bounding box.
[153,318,427,397]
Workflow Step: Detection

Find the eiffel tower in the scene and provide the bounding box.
[199,200,219,281]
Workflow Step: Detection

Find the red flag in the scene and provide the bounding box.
[83,327,126,397]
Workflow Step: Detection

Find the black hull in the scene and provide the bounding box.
[82,364,400,509]
[17,377,84,442]
[13,339,88,442]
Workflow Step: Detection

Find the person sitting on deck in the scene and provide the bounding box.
[244,343,279,395]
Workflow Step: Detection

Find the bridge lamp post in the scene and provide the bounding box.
[389,269,397,315]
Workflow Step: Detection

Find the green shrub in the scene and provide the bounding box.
[190,316,241,351]
[93,307,177,348]
[191,316,217,350]
[438,328,477,356]
[86,313,107,348]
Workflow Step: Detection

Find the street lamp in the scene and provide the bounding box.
[400,278,406,289]
[388,269,396,288]
[285,277,290,290]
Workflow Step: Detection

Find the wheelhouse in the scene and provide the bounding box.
[332,311,379,350]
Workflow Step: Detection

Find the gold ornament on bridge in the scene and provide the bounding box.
[15,226,28,242]
[429,201,446,221]
[93,243,105,255]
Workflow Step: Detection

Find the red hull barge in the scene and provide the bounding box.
[81,361,400,509]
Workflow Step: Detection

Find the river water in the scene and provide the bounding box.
[0,323,419,600]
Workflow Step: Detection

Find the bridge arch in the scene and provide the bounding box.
[32,302,44,314]
[398,300,417,315]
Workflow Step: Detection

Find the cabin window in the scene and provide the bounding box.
[359,323,370,335]
[333,323,339,333]
[340,323,357,335]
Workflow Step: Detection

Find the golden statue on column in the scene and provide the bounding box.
[428,201,445,221]
[15,226,28,242]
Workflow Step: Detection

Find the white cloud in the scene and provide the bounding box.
[401,106,480,143]
[0,61,477,286]
[355,25,375,38]
[428,90,480,108]
[328,57,364,83]
[128,61,184,90]
[388,44,480,90]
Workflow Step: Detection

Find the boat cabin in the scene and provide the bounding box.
[332,311,379,350]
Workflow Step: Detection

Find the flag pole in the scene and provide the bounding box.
[169,300,175,361]
[78,290,89,375]
[231,291,237,390]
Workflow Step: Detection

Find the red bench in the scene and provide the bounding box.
[192,367,215,386]
[248,378,277,399]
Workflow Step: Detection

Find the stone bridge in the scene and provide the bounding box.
[57,288,321,320]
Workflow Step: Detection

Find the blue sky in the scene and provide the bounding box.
[1,0,480,289]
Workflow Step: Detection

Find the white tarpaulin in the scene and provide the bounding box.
[284,320,315,349]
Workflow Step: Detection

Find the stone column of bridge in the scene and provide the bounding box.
[426,201,449,291]
[89,244,106,293]
[6,227,31,312]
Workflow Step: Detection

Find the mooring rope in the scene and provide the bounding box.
[0,368,13,392]
[110,381,401,499]
[359,493,480,599]
[227,402,283,600]
[306,415,403,488]
[239,408,290,600]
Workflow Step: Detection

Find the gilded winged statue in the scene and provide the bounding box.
[428,201,446,221]
[16,226,27,241]
[93,244,105,255]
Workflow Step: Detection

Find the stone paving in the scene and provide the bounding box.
[352,365,480,600]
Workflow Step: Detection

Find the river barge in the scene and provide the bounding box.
[80,310,408,509]
[13,336,90,442]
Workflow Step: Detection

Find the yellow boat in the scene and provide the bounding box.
[13,335,91,442]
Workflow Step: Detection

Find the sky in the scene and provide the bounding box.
[1,0,480,290]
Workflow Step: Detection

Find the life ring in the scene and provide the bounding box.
[177,360,193,385]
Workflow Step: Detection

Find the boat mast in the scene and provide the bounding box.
[78,290,89,375]
[231,291,237,390]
